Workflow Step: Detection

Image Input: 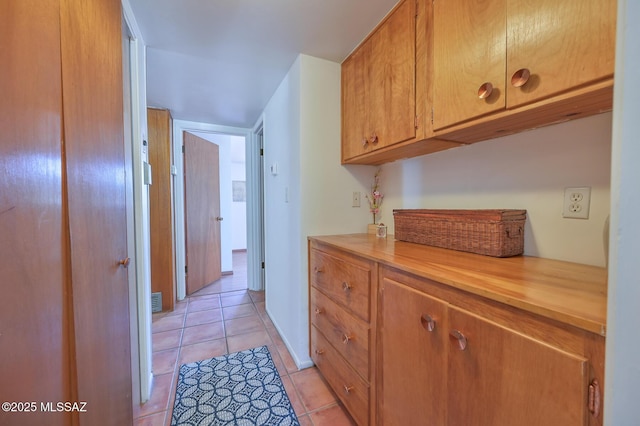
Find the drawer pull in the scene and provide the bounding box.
[362,138,368,147]
[314,349,325,355]
[313,266,324,274]
[449,329,468,351]
[420,314,436,332]
[342,281,352,291]
[342,334,353,344]
[369,132,378,145]
[314,307,324,315]
[343,385,354,394]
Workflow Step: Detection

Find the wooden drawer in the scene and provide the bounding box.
[311,325,369,425]
[310,287,370,380]
[310,249,371,321]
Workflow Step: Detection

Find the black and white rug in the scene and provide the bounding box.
[170,345,300,426]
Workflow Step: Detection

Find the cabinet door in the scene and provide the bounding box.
[506,0,616,108]
[368,0,416,149]
[378,278,447,426]
[433,0,506,129]
[447,306,588,426]
[342,43,371,161]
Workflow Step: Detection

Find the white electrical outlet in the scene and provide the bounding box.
[562,187,591,219]
[352,191,361,207]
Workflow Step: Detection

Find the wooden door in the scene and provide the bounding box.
[368,0,416,149]
[61,0,133,424]
[447,306,588,425]
[148,108,176,311]
[433,0,506,129]
[378,278,447,426]
[0,2,72,425]
[506,0,616,108]
[184,132,222,295]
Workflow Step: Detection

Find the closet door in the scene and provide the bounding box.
[61,0,133,424]
[0,2,71,425]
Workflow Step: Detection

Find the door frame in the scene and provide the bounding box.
[172,121,252,300]
[122,0,152,404]
[248,119,266,292]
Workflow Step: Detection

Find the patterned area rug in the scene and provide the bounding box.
[171,345,300,426]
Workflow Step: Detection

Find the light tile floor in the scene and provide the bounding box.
[133,251,355,426]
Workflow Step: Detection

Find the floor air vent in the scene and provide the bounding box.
[151,292,162,313]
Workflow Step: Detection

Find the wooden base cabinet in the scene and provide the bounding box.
[309,242,377,425]
[379,267,604,426]
[309,235,606,426]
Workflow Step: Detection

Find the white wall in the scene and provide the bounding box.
[605,0,640,423]
[381,113,612,267]
[262,54,375,368]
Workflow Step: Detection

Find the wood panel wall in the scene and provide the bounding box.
[147,108,176,311]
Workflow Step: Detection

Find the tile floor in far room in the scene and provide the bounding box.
[133,251,355,426]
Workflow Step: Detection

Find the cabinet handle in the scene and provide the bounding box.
[343,385,354,394]
[449,329,468,351]
[511,68,531,88]
[420,314,436,332]
[342,333,353,344]
[342,281,352,291]
[477,82,494,99]
[314,349,325,355]
[314,307,324,315]
[362,138,369,147]
[369,133,378,145]
[588,379,601,417]
[119,257,130,268]
[314,266,324,274]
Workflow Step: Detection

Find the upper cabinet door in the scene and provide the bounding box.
[433,0,507,130]
[368,0,416,150]
[341,0,417,163]
[506,0,617,108]
[341,43,370,161]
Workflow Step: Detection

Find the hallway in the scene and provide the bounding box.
[133,251,354,425]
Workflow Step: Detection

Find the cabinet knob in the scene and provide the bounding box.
[342,281,352,291]
[313,266,324,274]
[511,68,531,88]
[449,329,468,351]
[342,333,353,344]
[314,349,325,355]
[362,138,369,147]
[369,133,378,145]
[477,82,494,99]
[314,307,324,315]
[420,314,436,332]
[119,257,131,268]
[343,385,354,394]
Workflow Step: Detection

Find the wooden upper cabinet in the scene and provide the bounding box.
[432,0,616,132]
[506,0,616,108]
[342,0,416,163]
[433,0,507,130]
[341,44,370,161]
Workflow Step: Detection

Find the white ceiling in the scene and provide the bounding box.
[128,0,399,129]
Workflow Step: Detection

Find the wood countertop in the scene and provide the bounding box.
[308,234,608,336]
